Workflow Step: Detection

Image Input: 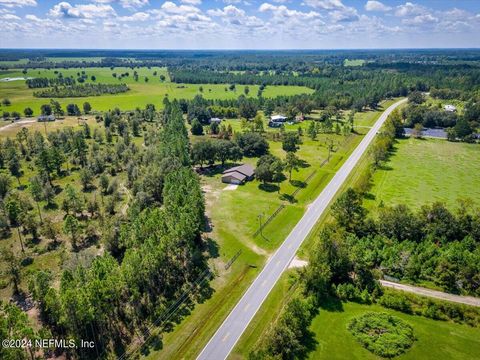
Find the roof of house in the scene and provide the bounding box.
[210,117,222,122]
[222,164,255,178]
[444,104,456,111]
[222,171,247,182]
[271,115,287,121]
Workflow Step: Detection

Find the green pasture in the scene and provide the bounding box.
[233,275,480,360]
[308,301,480,360]
[366,137,480,210]
[344,59,366,67]
[0,66,313,114]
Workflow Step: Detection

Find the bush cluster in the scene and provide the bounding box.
[348,312,415,358]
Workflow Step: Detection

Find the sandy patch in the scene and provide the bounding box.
[288,256,308,269]
[0,119,36,133]
[0,77,33,82]
[223,184,238,191]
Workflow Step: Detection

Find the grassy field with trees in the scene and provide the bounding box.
[0,66,313,114]
[142,101,401,359]
[309,301,480,360]
[366,138,480,210]
[232,107,480,360]
[1,49,479,360]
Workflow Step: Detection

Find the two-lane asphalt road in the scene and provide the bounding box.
[197,98,407,360]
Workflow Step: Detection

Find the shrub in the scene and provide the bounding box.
[336,283,361,301]
[378,292,413,313]
[348,312,415,358]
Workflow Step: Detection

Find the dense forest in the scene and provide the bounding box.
[0,101,209,359]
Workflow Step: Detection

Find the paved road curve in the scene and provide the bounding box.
[197,98,407,360]
[380,280,480,307]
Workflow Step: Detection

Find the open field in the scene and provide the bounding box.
[365,137,480,209]
[142,99,401,359]
[344,59,366,66]
[0,66,314,114]
[233,275,480,360]
[309,301,480,360]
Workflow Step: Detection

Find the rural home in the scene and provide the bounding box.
[221,164,255,185]
[269,114,287,127]
[444,104,457,112]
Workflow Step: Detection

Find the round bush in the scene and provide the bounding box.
[348,312,415,358]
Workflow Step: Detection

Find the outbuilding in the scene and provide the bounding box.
[444,104,457,112]
[269,114,288,128]
[221,164,255,184]
[210,117,222,124]
[37,115,56,122]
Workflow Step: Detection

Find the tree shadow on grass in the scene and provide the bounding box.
[378,164,393,171]
[299,159,310,168]
[297,329,319,360]
[318,296,344,313]
[204,237,219,259]
[364,193,376,200]
[199,163,243,178]
[259,183,279,193]
[280,193,298,203]
[290,180,306,188]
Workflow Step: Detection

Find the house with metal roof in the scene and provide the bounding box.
[221,164,255,184]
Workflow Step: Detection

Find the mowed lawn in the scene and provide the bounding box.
[0,66,313,114]
[366,138,480,209]
[308,301,480,360]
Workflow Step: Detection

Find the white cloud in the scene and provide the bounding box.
[395,2,426,17]
[259,3,321,20]
[25,13,40,21]
[402,13,438,25]
[0,13,20,19]
[118,11,149,21]
[160,1,201,14]
[330,6,358,22]
[120,0,149,9]
[303,0,345,10]
[365,1,391,12]
[208,5,263,28]
[181,0,201,5]
[0,0,36,7]
[49,2,116,19]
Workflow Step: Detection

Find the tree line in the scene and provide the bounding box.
[33,83,129,98]
[26,77,76,88]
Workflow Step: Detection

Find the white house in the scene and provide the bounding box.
[269,114,288,128]
[270,115,287,122]
[444,104,457,112]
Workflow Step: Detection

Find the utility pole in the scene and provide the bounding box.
[257,212,265,239]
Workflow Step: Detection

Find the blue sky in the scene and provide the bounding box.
[0,1,479,49]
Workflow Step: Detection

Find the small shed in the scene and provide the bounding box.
[210,117,222,124]
[221,164,255,184]
[37,115,56,122]
[444,104,457,112]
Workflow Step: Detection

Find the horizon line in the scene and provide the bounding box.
[1,47,480,51]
